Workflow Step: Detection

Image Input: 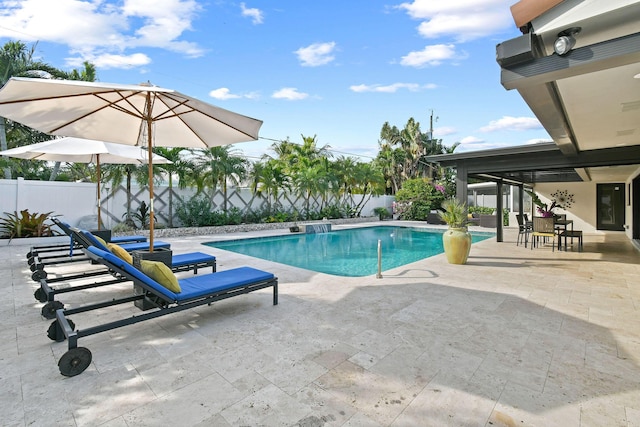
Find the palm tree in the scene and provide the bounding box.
[192,146,248,211]
[0,41,97,179]
[250,160,291,212]
[0,41,39,178]
[153,147,194,227]
[101,163,161,227]
[351,162,386,216]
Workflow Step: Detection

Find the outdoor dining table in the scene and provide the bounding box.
[554,219,574,250]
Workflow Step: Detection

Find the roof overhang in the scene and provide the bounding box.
[425,143,640,185]
[497,0,640,157]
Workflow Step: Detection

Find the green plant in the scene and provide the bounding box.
[176,195,212,227]
[0,210,56,239]
[395,178,444,220]
[468,206,494,215]
[373,207,390,220]
[125,201,152,229]
[438,198,468,228]
[111,221,136,234]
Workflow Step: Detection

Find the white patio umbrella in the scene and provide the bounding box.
[0,77,262,248]
[0,137,172,230]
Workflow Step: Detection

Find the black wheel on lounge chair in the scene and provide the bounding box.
[47,319,74,342]
[34,288,47,303]
[26,250,33,259]
[27,257,36,266]
[31,269,47,281]
[42,301,65,320]
[59,347,92,377]
[30,263,44,273]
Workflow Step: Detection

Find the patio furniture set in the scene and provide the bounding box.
[516,214,583,252]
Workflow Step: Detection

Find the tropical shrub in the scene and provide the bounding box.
[373,207,391,220]
[126,201,153,229]
[438,198,468,228]
[176,195,213,227]
[468,206,494,215]
[394,178,445,221]
[0,210,56,239]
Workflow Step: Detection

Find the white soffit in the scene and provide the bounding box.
[532,0,640,55]
[557,63,640,151]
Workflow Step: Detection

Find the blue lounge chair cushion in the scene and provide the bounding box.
[171,252,215,268]
[177,268,275,301]
[87,246,275,303]
[80,230,170,252]
[110,235,147,244]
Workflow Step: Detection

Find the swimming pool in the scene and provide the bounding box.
[204,226,493,277]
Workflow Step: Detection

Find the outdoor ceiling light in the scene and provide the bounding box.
[554,27,581,56]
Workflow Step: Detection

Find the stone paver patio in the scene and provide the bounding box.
[1,221,639,426]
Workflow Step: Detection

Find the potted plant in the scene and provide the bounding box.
[438,198,472,265]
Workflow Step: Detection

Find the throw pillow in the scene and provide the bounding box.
[107,243,133,264]
[140,260,181,293]
[92,234,108,249]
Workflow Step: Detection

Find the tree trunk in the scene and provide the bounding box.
[168,174,174,228]
[49,162,61,180]
[0,118,11,179]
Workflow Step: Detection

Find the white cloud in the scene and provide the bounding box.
[480,116,542,132]
[0,0,204,69]
[272,87,308,100]
[400,44,462,67]
[209,88,241,100]
[526,138,554,144]
[460,136,485,144]
[240,3,264,24]
[397,0,513,42]
[350,82,437,93]
[209,87,260,100]
[66,52,151,69]
[295,42,336,67]
[433,126,456,136]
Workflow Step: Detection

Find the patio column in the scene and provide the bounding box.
[496,180,504,242]
[456,161,468,208]
[518,184,524,219]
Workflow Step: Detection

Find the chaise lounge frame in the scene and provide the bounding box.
[50,246,277,377]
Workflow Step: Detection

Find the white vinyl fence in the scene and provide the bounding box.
[0,178,394,229]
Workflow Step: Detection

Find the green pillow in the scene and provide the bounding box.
[107,243,133,264]
[140,260,181,293]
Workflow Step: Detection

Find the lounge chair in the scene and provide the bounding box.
[36,229,216,318]
[48,246,277,377]
[30,227,171,281]
[27,218,148,279]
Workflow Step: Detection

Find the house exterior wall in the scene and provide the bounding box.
[534,179,635,235]
[626,167,640,240]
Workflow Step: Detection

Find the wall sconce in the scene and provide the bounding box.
[554,27,581,56]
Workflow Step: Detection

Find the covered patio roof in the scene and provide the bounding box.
[425,142,640,186]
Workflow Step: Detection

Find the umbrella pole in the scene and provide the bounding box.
[146,102,155,251]
[97,154,102,231]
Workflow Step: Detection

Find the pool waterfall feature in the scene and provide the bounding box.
[305,223,331,233]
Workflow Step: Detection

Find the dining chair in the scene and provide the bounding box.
[515,214,531,247]
[531,217,556,251]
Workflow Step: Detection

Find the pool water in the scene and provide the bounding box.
[204,226,494,277]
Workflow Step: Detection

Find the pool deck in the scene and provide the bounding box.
[2,221,640,426]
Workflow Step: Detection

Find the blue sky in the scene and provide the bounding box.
[0,0,552,161]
